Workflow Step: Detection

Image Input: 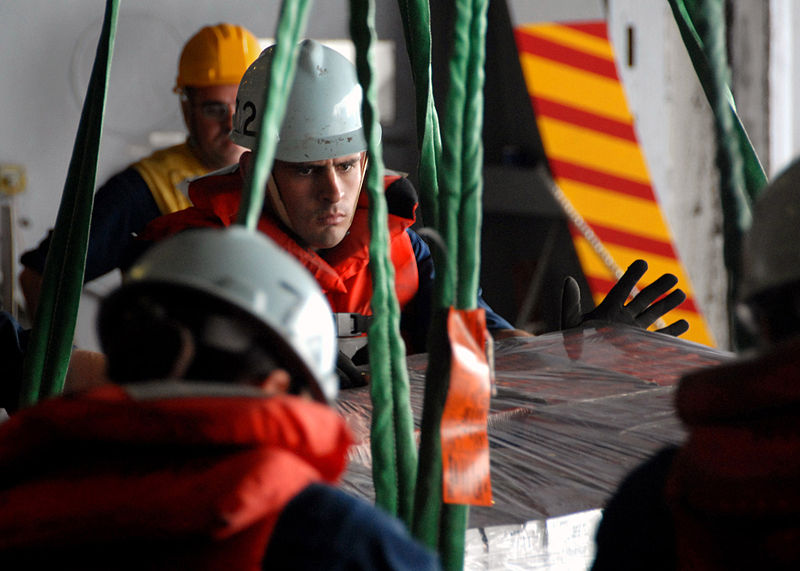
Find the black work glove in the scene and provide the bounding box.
[560,259,689,337]
[336,351,370,389]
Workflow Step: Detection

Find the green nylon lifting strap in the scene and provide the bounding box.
[404,1,489,568]
[456,0,487,310]
[351,0,418,527]
[425,0,472,559]
[19,0,119,408]
[396,0,450,551]
[667,0,766,202]
[443,3,489,567]
[397,0,443,229]
[237,0,311,231]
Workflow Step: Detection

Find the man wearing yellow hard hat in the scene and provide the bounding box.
[18,23,261,317]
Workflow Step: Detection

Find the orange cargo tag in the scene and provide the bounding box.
[441,307,493,506]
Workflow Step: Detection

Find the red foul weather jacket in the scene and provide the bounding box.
[0,384,352,569]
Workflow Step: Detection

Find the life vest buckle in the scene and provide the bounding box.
[335,312,373,337]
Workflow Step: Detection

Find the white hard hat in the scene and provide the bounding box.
[740,158,800,302]
[231,39,375,161]
[100,226,338,403]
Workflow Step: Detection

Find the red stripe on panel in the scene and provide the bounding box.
[532,96,638,142]
[561,21,609,40]
[548,159,655,201]
[514,29,619,80]
[589,223,677,259]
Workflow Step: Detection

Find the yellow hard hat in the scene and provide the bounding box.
[174,23,261,93]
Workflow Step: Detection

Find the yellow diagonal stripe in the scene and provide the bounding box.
[518,21,715,346]
[539,118,650,182]
[518,23,616,60]
[573,236,690,286]
[558,179,672,243]
[519,53,632,123]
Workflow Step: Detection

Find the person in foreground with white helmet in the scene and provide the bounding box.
[142,39,688,384]
[0,226,440,569]
[591,157,800,570]
[19,23,261,317]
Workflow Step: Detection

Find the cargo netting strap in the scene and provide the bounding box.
[397,0,443,227]
[237,0,311,230]
[400,0,489,568]
[667,0,766,348]
[19,0,119,408]
[398,0,448,553]
[350,0,418,526]
[455,0,487,308]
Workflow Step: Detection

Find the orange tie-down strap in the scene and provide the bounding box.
[441,307,493,506]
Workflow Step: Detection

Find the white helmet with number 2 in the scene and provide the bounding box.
[231,39,373,162]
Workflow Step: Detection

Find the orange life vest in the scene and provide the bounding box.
[141,168,420,316]
[0,385,352,569]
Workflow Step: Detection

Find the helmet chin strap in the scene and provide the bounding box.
[267,153,370,241]
[356,153,369,204]
[267,174,294,231]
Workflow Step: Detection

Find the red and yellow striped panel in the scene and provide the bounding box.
[514,20,714,346]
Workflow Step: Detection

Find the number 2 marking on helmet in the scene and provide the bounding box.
[235,98,258,137]
[242,102,257,136]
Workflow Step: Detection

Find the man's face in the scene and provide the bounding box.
[182,84,245,170]
[271,153,365,250]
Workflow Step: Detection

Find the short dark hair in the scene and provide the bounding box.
[99,284,304,393]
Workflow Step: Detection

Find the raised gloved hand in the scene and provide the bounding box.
[560,259,689,336]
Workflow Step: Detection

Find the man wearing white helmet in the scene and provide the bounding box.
[592,157,800,570]
[19,23,261,317]
[0,226,439,569]
[143,39,688,376]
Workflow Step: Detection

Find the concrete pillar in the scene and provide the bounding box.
[609,0,729,348]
